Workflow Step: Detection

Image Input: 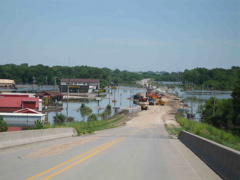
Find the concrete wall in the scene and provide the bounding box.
[0,128,78,149]
[179,130,240,180]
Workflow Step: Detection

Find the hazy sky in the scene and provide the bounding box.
[0,0,239,72]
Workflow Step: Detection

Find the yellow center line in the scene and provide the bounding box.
[26,137,124,180]
[43,137,126,180]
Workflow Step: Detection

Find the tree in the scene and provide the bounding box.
[78,104,92,121]
[53,113,66,124]
[102,104,112,119]
[0,116,8,132]
[200,98,234,128]
[87,114,98,122]
[231,71,240,125]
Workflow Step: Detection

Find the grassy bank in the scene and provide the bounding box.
[166,115,240,151]
[52,114,126,135]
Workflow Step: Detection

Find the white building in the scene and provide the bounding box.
[60,78,100,93]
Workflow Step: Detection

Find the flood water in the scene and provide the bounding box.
[168,88,232,121]
[45,87,146,125]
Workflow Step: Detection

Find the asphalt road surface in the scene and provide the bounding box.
[0,105,221,180]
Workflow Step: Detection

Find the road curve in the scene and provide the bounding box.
[0,103,221,180]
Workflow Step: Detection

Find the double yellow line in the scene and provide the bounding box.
[27,137,125,180]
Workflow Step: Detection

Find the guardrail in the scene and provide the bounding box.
[179,130,240,180]
[0,128,78,149]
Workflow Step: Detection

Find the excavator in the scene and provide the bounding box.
[146,91,165,105]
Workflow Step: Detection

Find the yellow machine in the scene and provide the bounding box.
[155,99,165,106]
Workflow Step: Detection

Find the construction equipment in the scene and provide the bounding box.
[155,98,165,106]
[148,98,155,105]
[141,103,148,110]
[146,91,162,100]
[139,96,148,102]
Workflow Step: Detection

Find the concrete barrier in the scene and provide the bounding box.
[0,128,78,149]
[179,130,240,180]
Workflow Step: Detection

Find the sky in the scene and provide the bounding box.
[0,0,239,72]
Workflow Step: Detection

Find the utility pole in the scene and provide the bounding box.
[191,83,194,119]
[66,79,70,120]
[32,76,36,92]
[54,77,57,91]
[212,87,216,116]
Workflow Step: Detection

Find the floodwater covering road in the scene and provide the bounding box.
[0,94,221,180]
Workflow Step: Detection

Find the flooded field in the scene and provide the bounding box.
[45,87,146,125]
[168,88,232,121]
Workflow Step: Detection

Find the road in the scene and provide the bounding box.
[0,100,221,180]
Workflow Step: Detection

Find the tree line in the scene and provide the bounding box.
[155,66,240,90]
[199,71,240,136]
[0,64,150,88]
[0,64,239,90]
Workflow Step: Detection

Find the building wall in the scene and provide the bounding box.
[0,114,45,127]
[22,102,36,109]
[60,85,89,93]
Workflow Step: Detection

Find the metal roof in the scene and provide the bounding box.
[0,97,39,108]
[13,108,41,114]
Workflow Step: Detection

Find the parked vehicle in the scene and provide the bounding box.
[141,104,148,110]
[149,98,155,105]
[139,96,148,102]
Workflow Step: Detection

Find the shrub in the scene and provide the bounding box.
[66,116,75,122]
[0,116,8,132]
[34,119,44,129]
[53,113,66,124]
[87,114,98,122]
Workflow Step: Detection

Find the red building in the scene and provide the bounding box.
[0,97,39,112]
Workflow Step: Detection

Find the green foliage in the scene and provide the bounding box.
[176,116,240,151]
[52,114,125,135]
[200,97,234,128]
[231,70,240,126]
[199,70,240,128]
[165,124,184,135]
[66,116,75,122]
[87,114,98,122]
[78,104,92,121]
[0,116,8,132]
[0,64,150,86]
[101,104,112,119]
[106,104,111,111]
[183,67,240,90]
[53,113,66,124]
[0,64,239,90]
[34,119,44,129]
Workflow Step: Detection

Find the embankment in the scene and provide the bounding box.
[179,130,240,180]
[0,128,77,149]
